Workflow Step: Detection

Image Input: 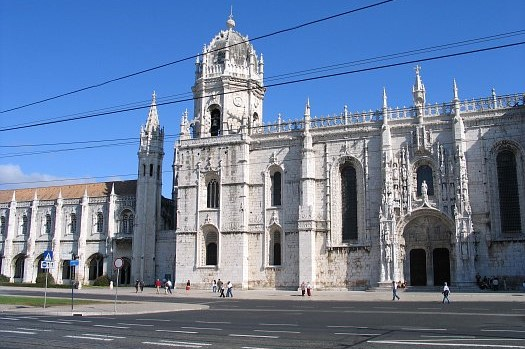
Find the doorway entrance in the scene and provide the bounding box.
[410,249,427,286]
[433,248,450,286]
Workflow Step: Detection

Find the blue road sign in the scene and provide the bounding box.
[69,260,79,267]
[43,250,53,261]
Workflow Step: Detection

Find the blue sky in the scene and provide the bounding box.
[1,0,524,198]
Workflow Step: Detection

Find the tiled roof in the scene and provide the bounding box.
[0,180,137,203]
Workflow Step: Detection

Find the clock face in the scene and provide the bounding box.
[233,96,243,107]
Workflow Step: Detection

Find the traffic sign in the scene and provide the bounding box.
[41,261,55,269]
[69,260,79,267]
[114,258,123,269]
[43,250,53,261]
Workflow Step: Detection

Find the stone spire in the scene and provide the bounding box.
[382,87,388,125]
[226,6,235,29]
[412,65,426,119]
[145,91,160,133]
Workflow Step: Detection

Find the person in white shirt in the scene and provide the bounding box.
[442,282,450,303]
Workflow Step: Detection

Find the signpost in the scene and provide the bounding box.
[70,256,79,311]
[113,258,123,313]
[41,250,53,309]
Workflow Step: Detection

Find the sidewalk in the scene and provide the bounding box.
[0,285,523,317]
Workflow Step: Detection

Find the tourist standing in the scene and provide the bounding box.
[135,280,139,293]
[300,281,306,296]
[306,282,312,296]
[212,279,217,293]
[226,281,233,297]
[186,280,191,293]
[155,279,162,294]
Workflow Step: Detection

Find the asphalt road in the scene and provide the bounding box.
[0,295,524,348]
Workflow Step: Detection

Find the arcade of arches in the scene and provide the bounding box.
[403,214,453,286]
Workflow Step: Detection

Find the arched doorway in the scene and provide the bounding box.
[410,249,427,286]
[433,248,450,286]
[118,258,131,285]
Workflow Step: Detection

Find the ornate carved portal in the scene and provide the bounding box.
[402,214,453,286]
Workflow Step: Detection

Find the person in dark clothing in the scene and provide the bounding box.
[217,279,225,297]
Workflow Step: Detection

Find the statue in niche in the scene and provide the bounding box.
[421,180,429,205]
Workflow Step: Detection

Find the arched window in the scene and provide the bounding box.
[205,231,218,265]
[96,212,104,233]
[45,214,52,234]
[270,231,282,266]
[207,179,220,209]
[150,163,154,177]
[341,163,358,241]
[21,215,28,235]
[62,260,71,280]
[416,165,434,196]
[0,216,6,236]
[70,213,77,235]
[121,210,134,234]
[271,171,282,206]
[210,109,221,136]
[497,150,521,234]
[88,254,104,280]
[14,256,24,279]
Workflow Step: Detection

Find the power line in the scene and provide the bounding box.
[4,29,523,131]
[1,40,523,133]
[0,0,395,114]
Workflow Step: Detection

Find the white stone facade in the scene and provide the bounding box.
[173,17,525,290]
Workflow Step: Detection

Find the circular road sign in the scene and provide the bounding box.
[114,258,124,269]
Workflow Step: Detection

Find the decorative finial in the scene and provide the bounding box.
[383,87,388,109]
[453,79,459,100]
[226,6,235,29]
[152,91,157,104]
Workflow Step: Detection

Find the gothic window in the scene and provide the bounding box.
[157,165,161,180]
[150,164,154,177]
[205,231,218,265]
[0,216,5,236]
[14,255,24,279]
[121,210,134,234]
[88,254,104,280]
[70,213,77,235]
[270,231,282,266]
[96,212,104,233]
[271,171,282,206]
[62,260,71,280]
[497,150,521,234]
[45,214,52,235]
[143,164,146,176]
[22,215,28,235]
[253,112,259,123]
[341,163,358,241]
[217,50,225,64]
[207,179,220,209]
[210,109,221,136]
[416,165,434,196]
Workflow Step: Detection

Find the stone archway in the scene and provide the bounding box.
[402,213,453,286]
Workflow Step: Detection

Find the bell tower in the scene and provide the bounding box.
[192,14,265,137]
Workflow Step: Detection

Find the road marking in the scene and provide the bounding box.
[65,319,92,323]
[137,318,171,322]
[229,334,279,339]
[259,323,298,326]
[143,340,210,347]
[327,325,369,329]
[421,335,476,338]
[17,327,53,332]
[0,329,36,334]
[334,332,381,336]
[482,329,525,333]
[65,335,113,341]
[242,347,273,349]
[39,320,72,324]
[254,329,301,334]
[159,340,211,346]
[156,329,198,334]
[82,333,126,339]
[402,327,447,331]
[181,326,222,331]
[118,322,154,327]
[368,340,525,347]
[195,320,231,324]
[93,324,129,329]
[0,317,20,321]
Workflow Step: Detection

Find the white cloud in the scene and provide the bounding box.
[0,164,73,189]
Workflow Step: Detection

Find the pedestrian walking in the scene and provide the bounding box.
[155,279,162,294]
[186,280,191,293]
[135,280,139,293]
[392,281,400,300]
[300,281,306,296]
[212,279,217,293]
[306,282,312,296]
[226,281,233,297]
[217,279,225,297]
[139,280,144,292]
[166,279,173,294]
[442,282,451,303]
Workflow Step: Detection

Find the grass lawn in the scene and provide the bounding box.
[0,295,106,308]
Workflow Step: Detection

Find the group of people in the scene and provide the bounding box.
[153,278,173,294]
[212,279,233,297]
[476,273,502,291]
[299,281,313,296]
[134,279,145,293]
